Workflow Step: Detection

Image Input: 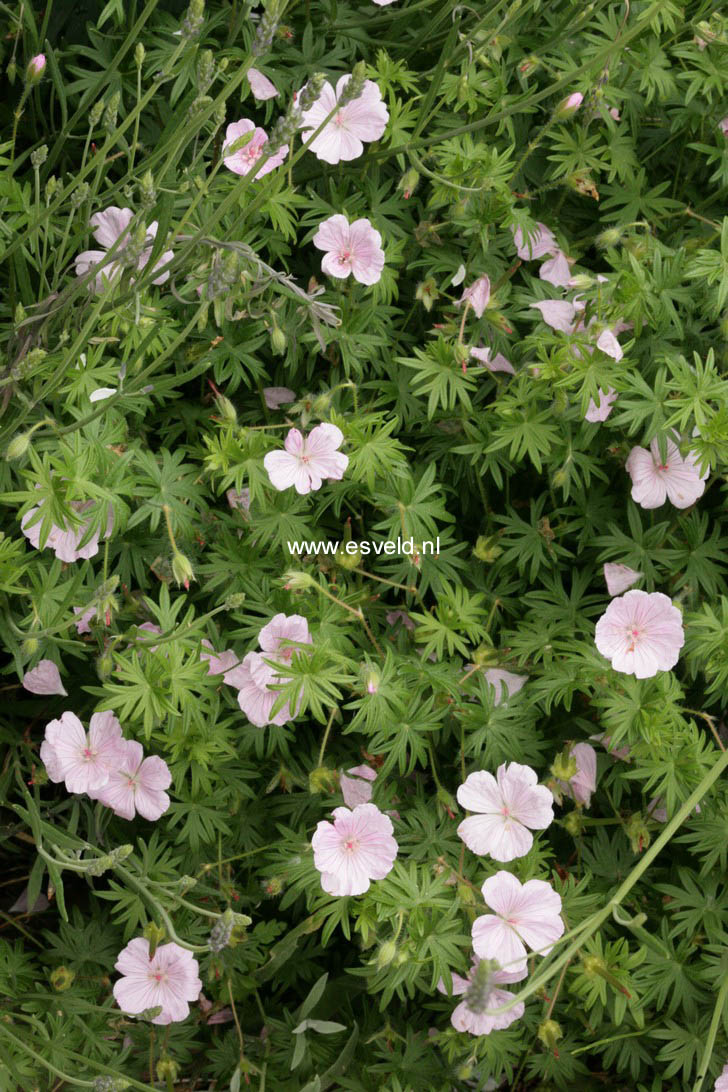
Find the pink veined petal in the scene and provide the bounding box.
[283,428,305,456]
[306,422,344,454]
[471,914,527,972]
[530,299,576,332]
[321,251,353,279]
[585,387,617,423]
[313,215,352,254]
[512,222,557,260]
[458,813,533,861]
[247,67,278,100]
[91,207,134,249]
[480,870,522,916]
[264,450,303,491]
[509,882,564,955]
[604,563,642,596]
[338,81,389,141]
[340,772,374,808]
[22,660,67,696]
[456,770,500,814]
[539,252,571,287]
[596,328,623,361]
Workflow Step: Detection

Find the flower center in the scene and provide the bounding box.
[82,746,95,760]
[625,625,642,653]
[343,838,359,852]
[334,110,346,128]
[151,970,168,984]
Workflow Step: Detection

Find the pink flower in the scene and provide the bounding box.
[596,328,623,361]
[470,347,515,375]
[75,207,174,292]
[41,710,124,794]
[224,614,312,727]
[720,118,728,138]
[626,435,707,509]
[557,92,583,117]
[222,120,287,178]
[437,957,525,1036]
[340,764,377,808]
[264,423,348,494]
[299,75,389,164]
[263,386,295,409]
[247,67,278,100]
[609,106,621,120]
[459,276,491,318]
[73,605,97,634]
[259,612,312,660]
[530,299,578,332]
[313,214,385,286]
[312,803,397,896]
[89,739,171,821]
[483,669,527,704]
[457,763,554,862]
[512,223,557,261]
[594,589,684,678]
[113,938,201,1025]
[591,732,631,762]
[539,252,571,287]
[585,387,617,423]
[715,1062,728,1092]
[22,660,67,696]
[555,743,597,807]
[21,500,113,562]
[603,563,642,596]
[471,871,564,973]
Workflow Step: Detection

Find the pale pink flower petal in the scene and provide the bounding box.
[596,328,623,361]
[340,764,376,808]
[90,387,117,402]
[626,436,706,510]
[457,763,553,862]
[226,488,251,515]
[247,67,278,100]
[264,424,348,494]
[312,803,397,896]
[258,613,312,659]
[438,958,526,1036]
[459,276,490,318]
[21,500,113,563]
[73,605,97,634]
[603,563,642,596]
[530,299,576,332]
[585,387,617,423]
[222,120,287,178]
[715,1063,728,1092]
[299,77,388,164]
[539,251,571,287]
[472,871,564,973]
[719,118,728,138]
[595,589,684,678]
[91,207,133,249]
[113,938,201,1025]
[512,223,557,260]
[200,641,240,676]
[555,742,598,807]
[314,214,385,285]
[91,739,171,821]
[470,347,515,375]
[263,386,295,409]
[22,660,67,696]
[483,668,527,704]
[76,207,173,292]
[386,609,415,631]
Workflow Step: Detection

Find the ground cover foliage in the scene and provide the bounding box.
[2,0,728,1088]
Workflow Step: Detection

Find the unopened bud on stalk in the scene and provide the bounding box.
[171,550,195,590]
[338,61,367,107]
[555,91,583,119]
[376,940,398,968]
[7,59,17,84]
[143,922,167,959]
[139,169,156,209]
[134,43,145,68]
[89,100,105,127]
[464,959,499,1013]
[6,432,32,459]
[251,0,281,56]
[26,54,46,83]
[595,226,623,249]
[308,766,339,794]
[283,569,316,592]
[415,278,438,311]
[196,49,215,93]
[21,637,40,656]
[398,168,420,200]
[103,91,120,133]
[31,145,48,169]
[156,1058,179,1083]
[270,321,287,356]
[180,0,205,39]
[537,1018,563,1052]
[96,649,115,681]
[215,393,237,423]
[45,175,58,201]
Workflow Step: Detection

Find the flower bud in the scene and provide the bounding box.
[180,0,205,40]
[308,766,339,794]
[21,637,40,656]
[625,811,650,854]
[365,667,380,695]
[555,91,583,119]
[550,748,578,782]
[224,592,246,610]
[71,181,90,209]
[171,550,195,590]
[156,1057,179,1083]
[582,953,608,977]
[270,322,287,356]
[215,394,237,423]
[261,875,284,897]
[30,145,48,169]
[298,73,326,112]
[415,278,438,311]
[595,226,623,250]
[139,169,156,210]
[471,643,498,667]
[95,649,115,681]
[7,59,17,84]
[134,43,145,67]
[399,168,420,200]
[103,91,121,133]
[45,175,58,201]
[6,432,32,459]
[376,940,398,968]
[563,809,585,837]
[143,921,167,959]
[50,965,75,991]
[338,61,367,107]
[473,534,502,563]
[89,100,105,127]
[537,1018,563,1052]
[283,569,316,591]
[26,54,46,83]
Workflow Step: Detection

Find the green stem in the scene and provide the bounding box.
[693,973,728,1092]
[0,1024,95,1087]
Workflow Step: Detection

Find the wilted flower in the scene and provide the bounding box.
[456,763,554,862]
[313,214,385,285]
[595,328,623,361]
[603,563,642,596]
[41,711,125,795]
[483,668,527,704]
[22,660,67,696]
[471,871,564,973]
[470,347,515,375]
[113,938,201,1025]
[512,222,557,260]
[312,803,397,896]
[75,207,173,292]
[298,75,388,163]
[224,614,312,727]
[626,435,707,509]
[226,488,251,515]
[88,739,171,821]
[73,605,98,634]
[585,387,617,423]
[263,386,295,409]
[530,298,580,332]
[437,957,526,1036]
[459,276,490,318]
[222,119,287,177]
[554,743,597,807]
[264,424,348,494]
[539,252,571,287]
[594,589,684,678]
